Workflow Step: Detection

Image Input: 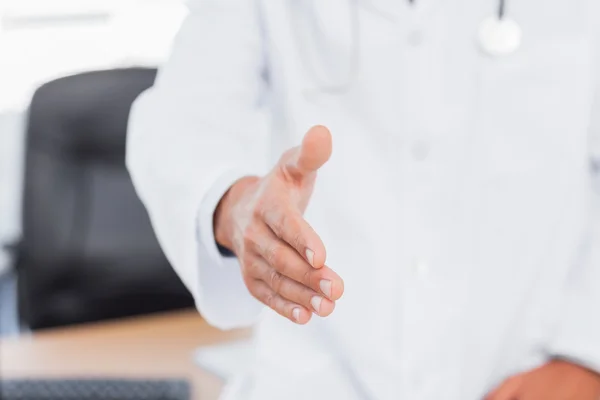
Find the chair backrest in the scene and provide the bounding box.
[16,68,194,330]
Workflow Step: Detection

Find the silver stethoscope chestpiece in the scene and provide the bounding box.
[477,15,522,57]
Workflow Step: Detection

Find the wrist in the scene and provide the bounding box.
[213,176,260,252]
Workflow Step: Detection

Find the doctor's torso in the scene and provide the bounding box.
[224,2,599,399]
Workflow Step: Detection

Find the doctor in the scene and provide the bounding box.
[127,0,600,399]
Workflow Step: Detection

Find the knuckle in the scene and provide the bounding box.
[268,212,285,237]
[290,230,304,250]
[276,211,290,234]
[276,255,292,276]
[244,259,260,278]
[269,270,283,292]
[282,214,302,244]
[264,292,277,309]
[266,244,283,266]
[264,245,275,264]
[302,270,313,287]
[282,211,295,228]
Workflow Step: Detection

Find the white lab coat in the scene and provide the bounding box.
[126,1,600,399]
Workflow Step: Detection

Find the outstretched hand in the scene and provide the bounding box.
[214,125,344,324]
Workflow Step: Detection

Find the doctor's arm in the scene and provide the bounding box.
[126,0,271,330]
[487,175,600,400]
[486,60,600,400]
[126,0,343,329]
[547,97,600,373]
[486,153,600,400]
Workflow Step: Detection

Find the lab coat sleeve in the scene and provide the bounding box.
[548,41,600,373]
[126,0,269,330]
[549,183,600,373]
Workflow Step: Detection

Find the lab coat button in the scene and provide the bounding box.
[407,30,424,47]
[409,373,424,393]
[414,259,429,278]
[411,141,430,161]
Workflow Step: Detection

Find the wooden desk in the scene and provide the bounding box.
[0,310,251,399]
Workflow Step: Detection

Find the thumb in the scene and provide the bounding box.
[285,125,332,178]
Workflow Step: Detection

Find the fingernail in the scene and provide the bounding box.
[292,307,301,322]
[305,248,315,267]
[319,280,332,297]
[311,296,322,313]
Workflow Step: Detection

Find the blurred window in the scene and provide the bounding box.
[0,0,188,111]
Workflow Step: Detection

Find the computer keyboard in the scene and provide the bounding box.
[0,378,190,400]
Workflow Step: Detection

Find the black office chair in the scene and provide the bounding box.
[15,68,194,330]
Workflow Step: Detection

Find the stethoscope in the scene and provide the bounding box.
[293,0,522,95]
[478,0,522,56]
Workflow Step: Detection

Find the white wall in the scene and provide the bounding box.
[0,0,187,274]
[0,0,188,110]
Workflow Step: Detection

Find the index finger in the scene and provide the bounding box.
[262,206,326,269]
